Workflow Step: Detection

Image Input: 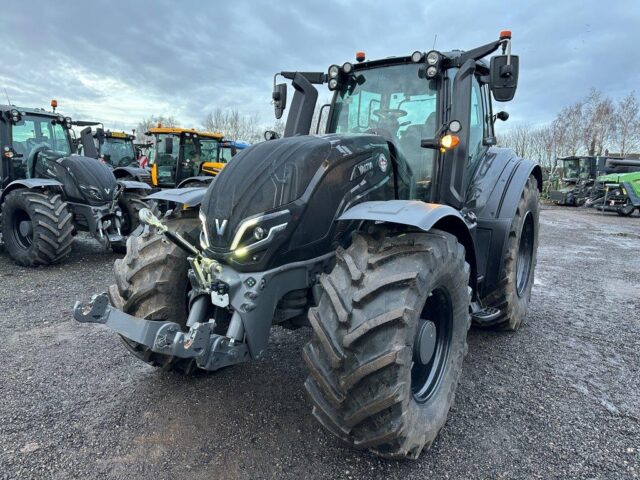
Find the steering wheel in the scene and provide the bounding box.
[373,108,408,120]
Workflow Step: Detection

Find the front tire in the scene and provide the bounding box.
[1,189,74,267]
[304,229,470,459]
[108,215,200,373]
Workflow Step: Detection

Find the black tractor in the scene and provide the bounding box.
[77,126,153,185]
[0,104,152,265]
[76,32,541,459]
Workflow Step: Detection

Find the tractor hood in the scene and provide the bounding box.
[33,154,118,205]
[200,133,402,271]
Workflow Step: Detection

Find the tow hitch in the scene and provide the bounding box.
[74,293,249,370]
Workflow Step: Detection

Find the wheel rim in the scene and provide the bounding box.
[411,287,453,403]
[516,212,534,297]
[12,209,33,249]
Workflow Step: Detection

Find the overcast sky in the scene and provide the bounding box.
[1,0,638,134]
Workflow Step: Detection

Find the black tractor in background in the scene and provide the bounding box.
[76,32,541,459]
[77,126,153,185]
[0,104,152,265]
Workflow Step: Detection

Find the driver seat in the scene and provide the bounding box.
[400,112,437,184]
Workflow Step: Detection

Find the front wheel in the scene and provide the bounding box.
[304,229,470,459]
[1,189,74,266]
[108,215,201,373]
[617,203,635,217]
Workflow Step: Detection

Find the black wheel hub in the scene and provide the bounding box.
[415,320,437,365]
[516,212,534,297]
[13,210,33,249]
[411,287,453,403]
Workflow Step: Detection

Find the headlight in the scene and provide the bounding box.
[229,210,290,257]
[426,50,441,66]
[426,66,438,78]
[328,64,340,78]
[79,184,104,201]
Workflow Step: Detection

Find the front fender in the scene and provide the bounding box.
[339,200,464,231]
[145,187,206,207]
[117,180,151,191]
[0,179,63,203]
[339,200,478,298]
[113,166,149,179]
[176,176,214,188]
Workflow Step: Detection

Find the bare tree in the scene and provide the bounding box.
[615,91,640,156]
[202,108,263,143]
[552,101,584,157]
[498,122,533,158]
[581,89,615,156]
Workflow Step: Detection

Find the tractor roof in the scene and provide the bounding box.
[102,130,135,140]
[146,127,223,139]
[349,51,490,74]
[198,131,225,140]
[0,104,61,118]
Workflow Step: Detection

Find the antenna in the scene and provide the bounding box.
[432,34,438,50]
[4,88,11,105]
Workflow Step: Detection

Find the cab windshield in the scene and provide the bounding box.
[99,138,136,167]
[151,134,199,185]
[561,159,590,180]
[198,138,220,163]
[11,114,72,159]
[328,63,438,195]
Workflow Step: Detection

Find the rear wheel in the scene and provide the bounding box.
[481,174,540,330]
[1,189,74,267]
[108,215,201,373]
[304,229,470,459]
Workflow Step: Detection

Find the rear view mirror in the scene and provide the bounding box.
[164,136,173,155]
[273,83,287,119]
[490,55,519,102]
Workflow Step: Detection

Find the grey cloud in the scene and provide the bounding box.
[1,0,638,132]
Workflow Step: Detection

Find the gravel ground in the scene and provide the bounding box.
[1,206,639,480]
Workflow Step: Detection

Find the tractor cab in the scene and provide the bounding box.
[272,32,521,211]
[95,130,137,168]
[550,156,597,205]
[199,138,250,176]
[559,156,595,182]
[147,127,223,188]
[1,106,74,187]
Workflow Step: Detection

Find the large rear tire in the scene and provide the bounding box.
[481,174,540,330]
[304,229,470,459]
[108,215,200,373]
[1,189,73,267]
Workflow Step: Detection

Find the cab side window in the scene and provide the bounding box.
[466,77,485,181]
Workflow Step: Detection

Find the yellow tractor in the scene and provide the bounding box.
[146,127,224,188]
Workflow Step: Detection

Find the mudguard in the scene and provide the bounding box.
[145,187,206,207]
[112,166,150,181]
[495,159,542,220]
[0,179,63,203]
[339,200,478,297]
[117,180,151,191]
[472,157,542,298]
[176,176,214,188]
